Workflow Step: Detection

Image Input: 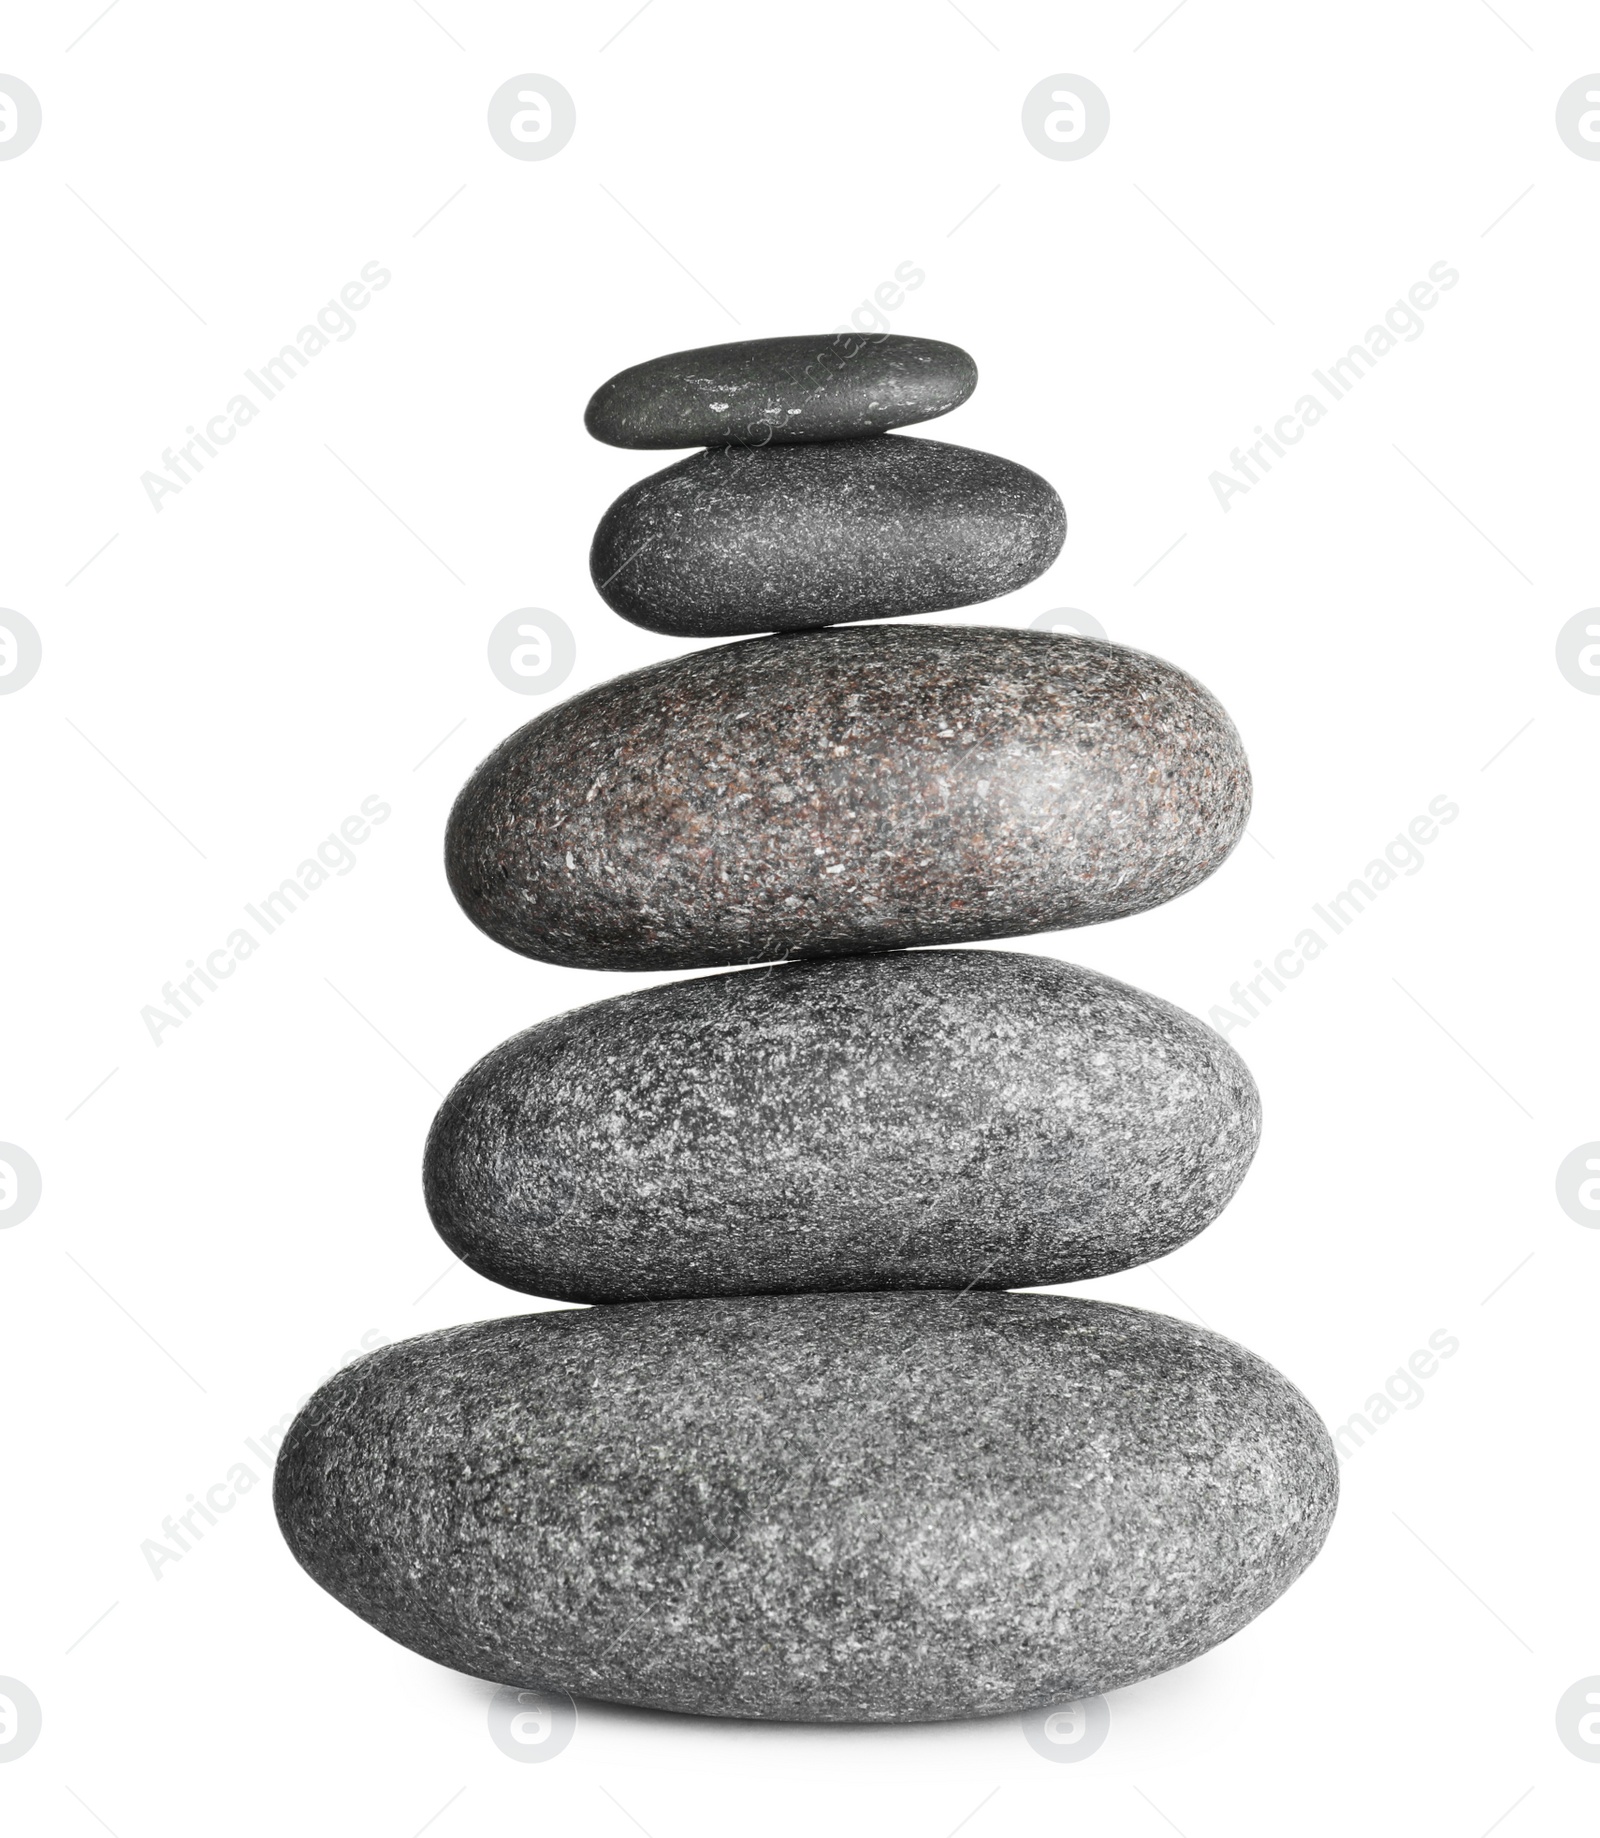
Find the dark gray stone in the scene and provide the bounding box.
[584,333,977,449]
[423,949,1260,1303]
[590,435,1066,638]
[274,1293,1337,1723]
[444,625,1252,972]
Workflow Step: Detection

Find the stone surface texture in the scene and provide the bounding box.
[583,333,977,449]
[274,1292,1337,1723]
[423,949,1260,1303]
[590,435,1066,638]
[444,625,1252,972]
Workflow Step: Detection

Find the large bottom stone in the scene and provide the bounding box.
[275,1293,1336,1723]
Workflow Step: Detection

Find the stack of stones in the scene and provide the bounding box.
[276,335,1337,1725]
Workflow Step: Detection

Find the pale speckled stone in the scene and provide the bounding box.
[583,332,977,449]
[273,1292,1337,1723]
[422,949,1261,1303]
[590,435,1066,638]
[444,625,1252,972]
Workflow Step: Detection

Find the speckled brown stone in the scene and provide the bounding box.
[422,949,1260,1302]
[584,332,977,449]
[273,1292,1337,1722]
[590,435,1066,638]
[444,625,1252,972]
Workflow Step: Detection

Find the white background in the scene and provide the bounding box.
[2,2,1596,1832]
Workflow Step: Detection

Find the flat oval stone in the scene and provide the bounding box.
[590,435,1066,637]
[444,625,1251,971]
[274,1293,1337,1722]
[584,333,977,449]
[423,949,1260,1302]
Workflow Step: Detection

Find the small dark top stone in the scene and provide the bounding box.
[423,948,1261,1303]
[590,435,1066,638]
[443,625,1252,972]
[274,1293,1338,1723]
[583,333,977,449]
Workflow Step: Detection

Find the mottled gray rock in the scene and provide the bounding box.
[444,625,1251,972]
[423,949,1260,1303]
[274,1293,1337,1722]
[590,436,1066,638]
[584,332,977,449]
